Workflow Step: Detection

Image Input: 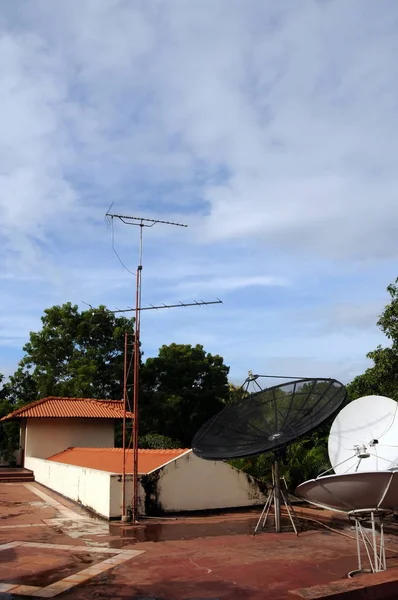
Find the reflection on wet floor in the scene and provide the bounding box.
[105,515,320,547]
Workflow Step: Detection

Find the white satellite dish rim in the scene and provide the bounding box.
[296,470,398,513]
[328,395,398,475]
[296,471,397,577]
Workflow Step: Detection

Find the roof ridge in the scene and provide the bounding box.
[43,397,122,403]
[47,447,192,472]
[1,397,132,422]
[2,396,49,418]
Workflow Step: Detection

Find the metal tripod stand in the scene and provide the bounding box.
[347,509,389,577]
[254,459,299,535]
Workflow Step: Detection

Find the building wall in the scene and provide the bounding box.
[109,474,146,518]
[25,456,112,518]
[25,450,265,519]
[24,418,115,460]
[155,451,265,512]
[110,452,264,517]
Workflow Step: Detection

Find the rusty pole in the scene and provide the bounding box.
[121,331,128,520]
[104,211,189,521]
[131,226,143,522]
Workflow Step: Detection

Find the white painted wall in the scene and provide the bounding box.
[25,450,265,519]
[155,451,265,512]
[109,475,146,518]
[25,418,115,460]
[107,452,264,517]
[25,456,112,518]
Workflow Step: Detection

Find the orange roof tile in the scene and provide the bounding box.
[0,397,134,421]
[47,447,190,474]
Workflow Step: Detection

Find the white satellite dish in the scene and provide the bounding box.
[328,395,398,474]
[296,471,398,513]
[295,471,398,575]
[296,395,398,576]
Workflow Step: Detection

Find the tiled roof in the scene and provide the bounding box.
[0,397,134,421]
[47,447,190,474]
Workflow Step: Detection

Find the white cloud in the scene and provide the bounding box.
[0,0,397,384]
[176,275,289,295]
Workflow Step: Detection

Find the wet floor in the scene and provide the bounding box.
[0,546,108,587]
[2,484,397,600]
[106,514,320,547]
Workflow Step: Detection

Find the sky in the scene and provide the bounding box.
[1,0,397,386]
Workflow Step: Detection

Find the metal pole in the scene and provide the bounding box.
[132,226,143,522]
[105,212,214,522]
[371,512,378,572]
[355,517,362,572]
[121,332,128,520]
[253,487,273,534]
[280,487,298,535]
[274,459,281,533]
[380,517,386,570]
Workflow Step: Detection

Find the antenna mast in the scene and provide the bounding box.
[106,211,222,523]
[106,211,187,522]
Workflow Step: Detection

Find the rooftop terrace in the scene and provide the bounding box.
[1,473,398,599]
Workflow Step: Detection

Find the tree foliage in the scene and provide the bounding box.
[5,280,398,487]
[347,278,398,400]
[140,343,230,446]
[139,433,182,449]
[230,434,330,492]
[0,305,231,460]
[0,374,20,465]
[19,303,134,399]
[232,279,398,490]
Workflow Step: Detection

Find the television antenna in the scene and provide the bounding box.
[192,375,346,534]
[106,209,222,522]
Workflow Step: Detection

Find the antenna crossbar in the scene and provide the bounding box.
[111,299,222,313]
[106,212,188,228]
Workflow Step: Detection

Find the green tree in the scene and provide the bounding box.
[139,433,182,449]
[140,343,230,446]
[2,369,39,406]
[230,435,330,493]
[0,374,20,464]
[18,303,134,399]
[230,453,274,485]
[283,434,330,490]
[347,278,398,400]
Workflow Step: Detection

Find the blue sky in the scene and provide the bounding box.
[1,0,397,386]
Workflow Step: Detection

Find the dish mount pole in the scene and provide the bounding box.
[273,457,281,533]
[348,509,388,577]
[254,451,299,536]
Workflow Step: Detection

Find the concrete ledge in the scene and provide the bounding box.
[289,569,398,599]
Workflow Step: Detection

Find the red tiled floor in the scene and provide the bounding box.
[0,546,110,586]
[0,485,56,525]
[1,482,398,599]
[53,529,387,600]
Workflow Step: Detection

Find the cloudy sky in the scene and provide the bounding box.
[1,0,397,386]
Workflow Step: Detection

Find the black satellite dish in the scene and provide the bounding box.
[192,375,347,533]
